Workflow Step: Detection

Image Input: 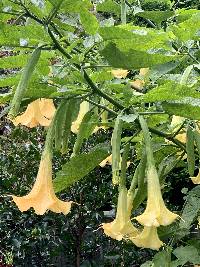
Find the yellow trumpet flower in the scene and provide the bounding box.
[101,186,138,241]
[130,226,163,250]
[135,165,178,227]
[12,150,73,215]
[191,171,200,184]
[13,98,55,128]
[111,69,129,79]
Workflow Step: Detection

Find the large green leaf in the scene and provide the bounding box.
[0,54,30,69]
[59,0,91,13]
[99,25,174,51]
[0,24,50,46]
[80,8,99,35]
[170,13,200,42]
[163,98,200,120]
[136,10,175,24]
[179,185,200,230]
[172,246,200,266]
[0,74,20,88]
[96,0,120,15]
[143,81,200,103]
[54,144,110,192]
[101,43,178,69]
[176,9,200,23]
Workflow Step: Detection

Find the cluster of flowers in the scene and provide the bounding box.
[11,99,107,215]
[10,97,179,251]
[11,93,200,251]
[101,164,179,250]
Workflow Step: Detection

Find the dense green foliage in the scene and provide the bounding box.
[0,0,200,266]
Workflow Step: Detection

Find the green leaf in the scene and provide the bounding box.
[143,81,200,103]
[96,0,120,16]
[149,61,181,81]
[153,251,171,267]
[136,11,175,25]
[170,13,200,42]
[59,0,92,13]
[99,25,173,52]
[101,43,178,69]
[162,97,200,120]
[0,54,30,69]
[80,8,99,35]
[0,74,20,88]
[179,185,200,230]
[186,127,195,176]
[172,246,200,266]
[0,24,50,46]
[176,9,200,23]
[54,144,110,192]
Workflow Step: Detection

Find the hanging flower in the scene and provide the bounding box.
[135,165,178,227]
[130,226,163,250]
[191,171,200,184]
[101,186,138,240]
[12,150,73,215]
[13,98,56,128]
[111,69,129,79]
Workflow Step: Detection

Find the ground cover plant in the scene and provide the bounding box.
[0,0,200,266]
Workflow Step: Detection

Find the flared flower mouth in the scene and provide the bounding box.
[130,226,163,250]
[12,98,56,128]
[12,151,73,215]
[101,186,138,240]
[191,170,200,184]
[102,219,138,241]
[135,166,179,227]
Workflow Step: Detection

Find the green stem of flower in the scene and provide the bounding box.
[120,143,130,186]
[139,115,155,167]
